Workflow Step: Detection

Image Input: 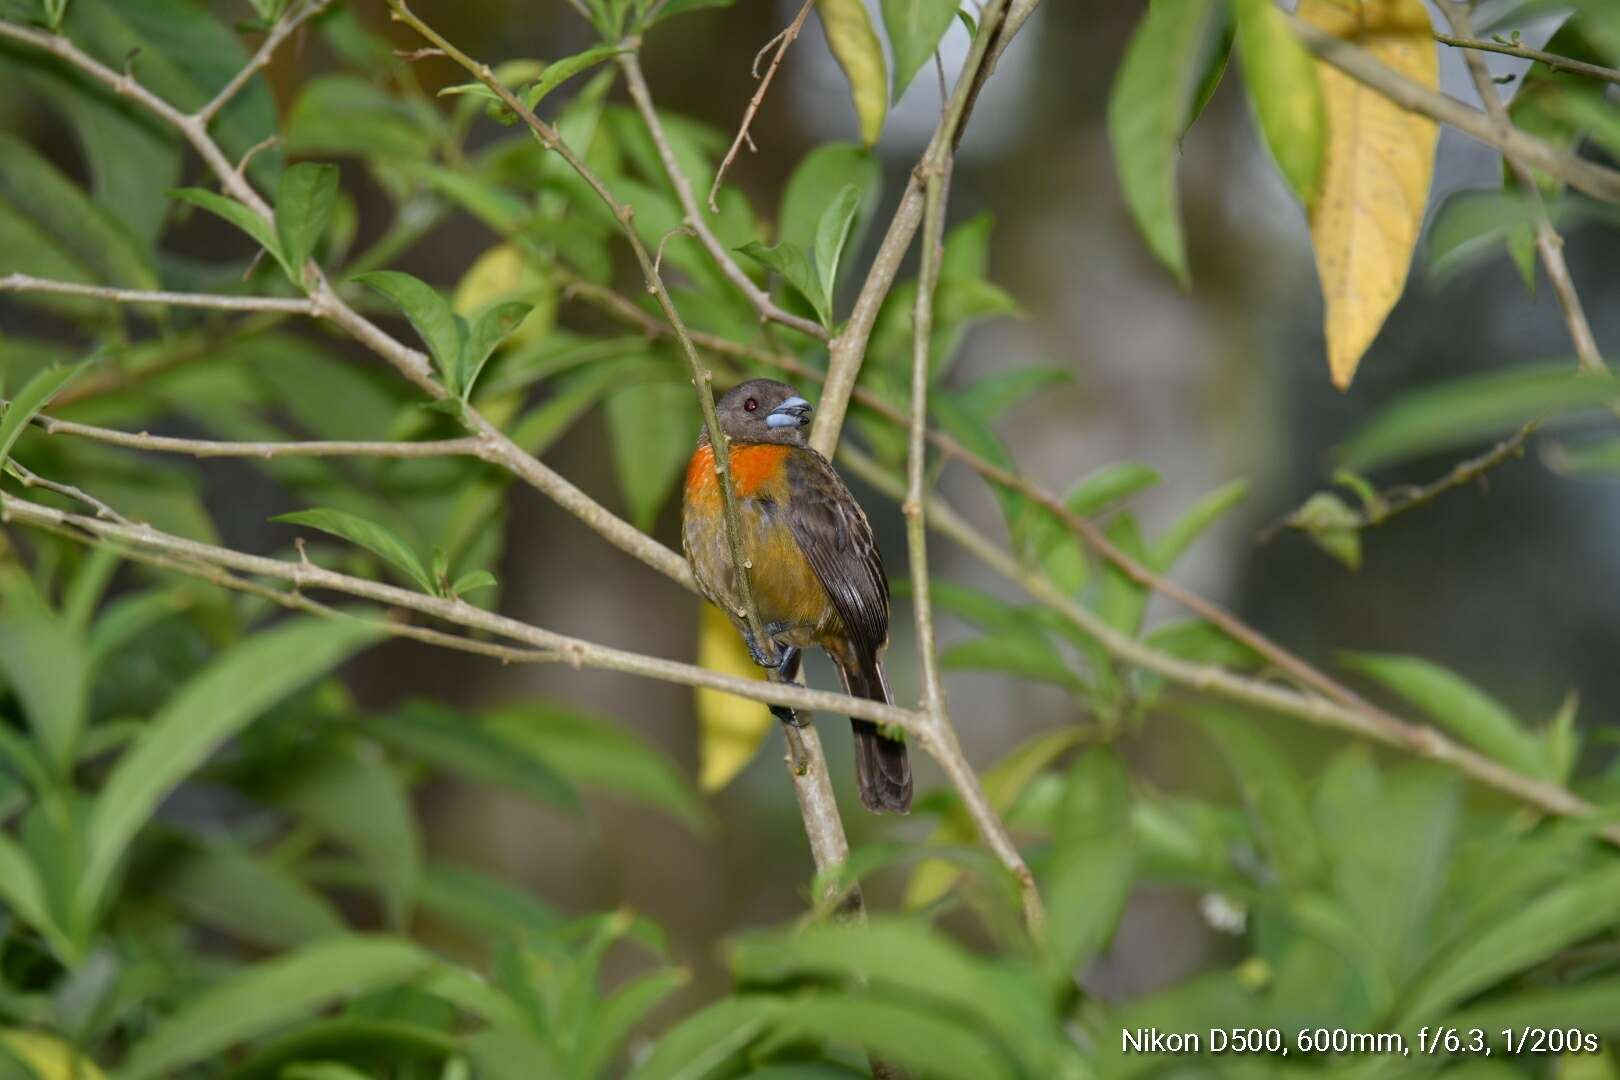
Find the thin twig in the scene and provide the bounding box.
[1290,13,1620,205]
[707,0,815,211]
[1434,32,1620,87]
[4,462,128,524]
[27,411,489,462]
[0,274,319,314]
[619,52,828,342]
[195,0,332,126]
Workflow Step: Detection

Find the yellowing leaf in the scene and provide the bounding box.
[451,243,554,351]
[1300,0,1438,390]
[0,1029,108,1080]
[696,603,772,793]
[817,0,889,146]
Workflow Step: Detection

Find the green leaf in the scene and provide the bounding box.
[816,0,889,146]
[172,186,286,275]
[0,833,57,952]
[485,704,712,834]
[274,508,435,594]
[275,162,340,283]
[156,842,348,950]
[779,143,882,257]
[604,376,700,532]
[727,920,1048,1077]
[1549,435,1620,475]
[628,996,784,1080]
[415,860,560,939]
[1232,0,1325,204]
[525,45,626,110]
[881,0,958,100]
[1340,361,1618,471]
[1150,478,1248,570]
[940,631,1086,692]
[646,0,736,23]
[576,966,691,1079]
[1425,189,1547,282]
[78,618,382,919]
[1340,652,1551,780]
[1289,491,1362,570]
[117,936,434,1080]
[1192,706,1322,888]
[1401,862,1620,1023]
[286,75,439,161]
[451,569,499,598]
[1107,0,1227,285]
[1044,749,1136,975]
[364,702,578,811]
[1450,974,1620,1032]
[1142,619,1263,670]
[956,367,1072,422]
[736,239,827,326]
[271,741,421,929]
[0,362,82,473]
[462,300,534,400]
[0,131,158,303]
[0,573,89,776]
[813,183,862,317]
[1062,461,1161,517]
[355,271,467,393]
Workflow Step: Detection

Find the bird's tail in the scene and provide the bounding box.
[834,649,912,814]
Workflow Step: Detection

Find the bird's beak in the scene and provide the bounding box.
[766,396,812,429]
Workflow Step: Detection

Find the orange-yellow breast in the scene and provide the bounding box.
[682,443,835,643]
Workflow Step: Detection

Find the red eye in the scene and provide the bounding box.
[744,398,758,412]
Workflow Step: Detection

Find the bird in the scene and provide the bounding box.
[682,378,911,813]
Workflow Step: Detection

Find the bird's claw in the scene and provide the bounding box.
[743,626,792,670]
[770,703,808,729]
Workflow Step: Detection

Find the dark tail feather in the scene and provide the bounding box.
[838,652,912,814]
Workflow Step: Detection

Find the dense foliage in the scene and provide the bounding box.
[1,0,1620,1077]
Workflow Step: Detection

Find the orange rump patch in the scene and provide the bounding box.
[685,443,790,501]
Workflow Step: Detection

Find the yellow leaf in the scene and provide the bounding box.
[451,242,554,351]
[817,0,889,146]
[0,1029,108,1080]
[1300,0,1438,390]
[696,602,773,793]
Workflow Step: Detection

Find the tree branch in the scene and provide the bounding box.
[835,446,1620,848]
[0,274,319,314]
[1434,32,1620,87]
[619,52,827,342]
[0,494,925,732]
[26,410,489,462]
[196,0,332,126]
[1290,13,1620,205]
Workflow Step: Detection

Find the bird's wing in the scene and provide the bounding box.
[783,448,889,657]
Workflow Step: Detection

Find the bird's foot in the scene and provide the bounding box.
[770,703,808,729]
[743,624,793,670]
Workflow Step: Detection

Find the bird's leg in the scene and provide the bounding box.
[769,645,806,729]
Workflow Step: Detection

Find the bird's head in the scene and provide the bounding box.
[710,378,812,447]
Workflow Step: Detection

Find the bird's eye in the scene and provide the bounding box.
[744,398,758,412]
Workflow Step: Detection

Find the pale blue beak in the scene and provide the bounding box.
[766,396,812,428]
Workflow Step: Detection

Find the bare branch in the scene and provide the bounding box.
[708,0,816,211]
[5,462,128,525]
[0,274,319,315]
[619,53,829,342]
[27,410,489,462]
[195,0,332,126]
[1434,31,1620,87]
[1291,13,1620,205]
